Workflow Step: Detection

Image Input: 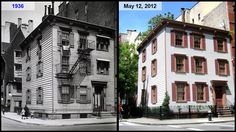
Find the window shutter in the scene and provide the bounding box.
[213,38,218,51]
[183,32,188,48]
[201,35,206,50]
[155,59,157,75]
[172,83,176,101]
[171,31,175,46]
[203,58,208,74]
[186,84,190,101]
[151,86,157,104]
[58,86,62,103]
[171,55,175,72]
[185,56,189,73]
[192,84,196,101]
[70,86,74,98]
[224,39,227,53]
[215,59,219,75]
[205,84,209,101]
[190,34,194,48]
[70,32,74,48]
[191,57,195,73]
[226,62,230,76]
[87,88,91,103]
[57,30,62,46]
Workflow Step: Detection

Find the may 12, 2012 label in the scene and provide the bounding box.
[119,2,162,11]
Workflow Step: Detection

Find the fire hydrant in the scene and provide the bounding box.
[208,110,212,121]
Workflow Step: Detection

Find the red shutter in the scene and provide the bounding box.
[226,62,230,76]
[224,39,228,53]
[155,59,157,75]
[214,38,218,51]
[185,56,189,73]
[172,83,177,101]
[215,59,219,75]
[201,35,206,50]
[186,84,190,101]
[171,31,175,46]
[192,84,196,101]
[190,34,194,48]
[204,58,208,74]
[191,57,195,73]
[205,84,209,101]
[183,32,188,48]
[171,55,175,72]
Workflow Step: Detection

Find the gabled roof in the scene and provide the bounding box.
[20,15,116,50]
[137,18,230,52]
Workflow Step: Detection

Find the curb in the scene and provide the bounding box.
[2,115,116,126]
[127,119,235,125]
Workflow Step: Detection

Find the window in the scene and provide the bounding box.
[97,36,109,51]
[26,47,31,62]
[194,35,201,49]
[79,34,88,50]
[61,31,69,41]
[15,51,22,57]
[97,60,109,75]
[177,83,185,101]
[216,59,229,76]
[175,32,183,46]
[217,39,224,52]
[26,89,31,104]
[37,36,42,60]
[36,87,43,104]
[36,61,43,78]
[80,94,87,101]
[62,56,69,65]
[61,65,69,73]
[142,49,146,63]
[151,59,157,77]
[196,84,204,101]
[152,38,157,55]
[26,67,31,81]
[142,66,146,81]
[61,85,70,103]
[195,58,203,73]
[151,85,157,104]
[15,64,22,71]
[176,56,184,72]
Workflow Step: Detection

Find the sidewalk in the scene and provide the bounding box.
[122,116,235,125]
[1,112,116,126]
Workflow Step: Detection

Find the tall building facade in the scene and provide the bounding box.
[137,19,234,111]
[20,15,115,119]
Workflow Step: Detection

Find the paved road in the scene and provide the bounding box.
[1,117,117,131]
[119,121,235,131]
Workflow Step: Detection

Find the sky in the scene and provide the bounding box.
[119,1,197,33]
[1,2,62,30]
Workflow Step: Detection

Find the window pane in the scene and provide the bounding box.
[175,32,183,46]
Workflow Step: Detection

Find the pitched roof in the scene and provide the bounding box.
[137,18,230,52]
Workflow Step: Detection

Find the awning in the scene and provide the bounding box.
[211,80,227,86]
[96,58,110,62]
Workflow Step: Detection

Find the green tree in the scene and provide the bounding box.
[162,91,170,117]
[139,12,174,41]
[119,42,138,104]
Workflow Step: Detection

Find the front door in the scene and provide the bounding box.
[94,85,105,111]
[215,86,223,107]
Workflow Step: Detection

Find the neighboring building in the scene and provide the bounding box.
[119,29,141,47]
[56,1,118,111]
[2,18,33,112]
[57,1,117,29]
[137,19,234,111]
[176,1,235,81]
[19,14,115,119]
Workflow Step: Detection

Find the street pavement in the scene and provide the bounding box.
[2,117,116,131]
[119,121,235,131]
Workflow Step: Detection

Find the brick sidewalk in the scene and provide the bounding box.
[1,112,116,126]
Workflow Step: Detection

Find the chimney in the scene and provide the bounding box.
[18,18,22,28]
[44,5,47,16]
[181,8,185,22]
[27,20,33,33]
[52,1,54,15]
[48,5,51,15]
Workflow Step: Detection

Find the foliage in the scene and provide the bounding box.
[119,42,138,102]
[138,12,174,41]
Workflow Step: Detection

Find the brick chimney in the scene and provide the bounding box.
[27,20,33,33]
[181,8,185,22]
[18,18,22,28]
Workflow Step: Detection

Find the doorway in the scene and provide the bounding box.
[92,81,107,111]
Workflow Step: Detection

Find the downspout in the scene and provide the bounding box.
[52,28,54,116]
[164,27,167,93]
